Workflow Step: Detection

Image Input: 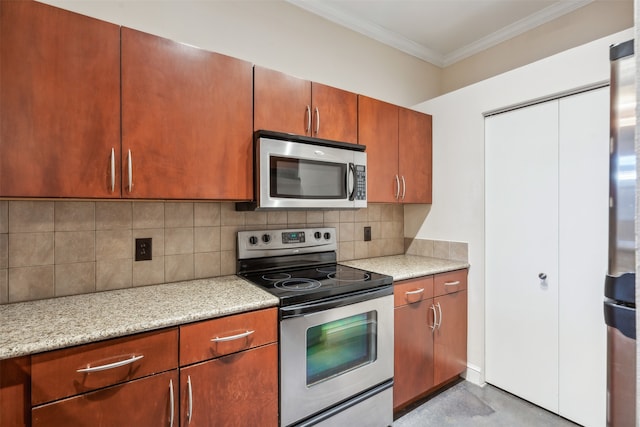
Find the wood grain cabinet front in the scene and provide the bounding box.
[254,66,358,144]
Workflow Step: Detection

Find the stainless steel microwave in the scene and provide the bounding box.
[237,131,366,210]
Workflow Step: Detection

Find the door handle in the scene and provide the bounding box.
[394,175,400,199]
[538,273,547,280]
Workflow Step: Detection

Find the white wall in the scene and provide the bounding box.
[409,28,634,385]
[37,0,441,107]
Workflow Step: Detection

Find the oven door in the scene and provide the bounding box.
[280,292,393,427]
[257,136,366,210]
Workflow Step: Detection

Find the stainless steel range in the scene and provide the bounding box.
[237,227,394,427]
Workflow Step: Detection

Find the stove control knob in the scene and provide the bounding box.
[314,231,322,240]
[262,234,271,243]
[248,236,258,245]
[324,232,331,240]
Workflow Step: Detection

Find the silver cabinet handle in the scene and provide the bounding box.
[110,147,115,193]
[187,375,193,424]
[76,354,144,373]
[211,330,255,343]
[430,304,437,331]
[436,302,442,330]
[404,288,424,296]
[169,379,175,427]
[401,175,406,200]
[444,281,461,286]
[314,106,320,135]
[127,149,133,193]
[305,105,311,133]
[394,175,400,199]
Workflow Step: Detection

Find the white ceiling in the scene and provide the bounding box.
[286,0,594,67]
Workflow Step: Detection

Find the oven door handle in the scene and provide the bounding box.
[280,285,392,319]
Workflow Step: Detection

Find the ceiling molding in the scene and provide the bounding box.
[285,0,446,66]
[442,0,594,66]
[286,0,594,68]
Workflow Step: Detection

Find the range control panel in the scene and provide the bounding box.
[238,227,337,260]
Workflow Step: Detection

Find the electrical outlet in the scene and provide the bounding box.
[364,226,372,242]
[135,238,152,261]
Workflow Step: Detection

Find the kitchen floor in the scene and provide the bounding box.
[394,380,578,427]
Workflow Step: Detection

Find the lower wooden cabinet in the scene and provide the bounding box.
[393,269,468,412]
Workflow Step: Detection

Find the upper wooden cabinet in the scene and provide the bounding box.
[254,66,358,144]
[0,1,121,198]
[358,95,432,204]
[121,28,253,199]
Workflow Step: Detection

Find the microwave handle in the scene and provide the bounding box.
[348,163,356,201]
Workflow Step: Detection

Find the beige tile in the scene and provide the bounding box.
[245,211,267,226]
[392,221,404,238]
[391,238,405,255]
[368,240,383,258]
[392,204,404,222]
[165,203,194,228]
[133,202,164,229]
[339,222,354,242]
[9,266,54,302]
[306,211,324,224]
[165,254,194,282]
[0,201,7,233]
[417,239,434,257]
[55,202,95,231]
[404,237,413,254]
[324,210,339,223]
[434,240,450,259]
[339,210,355,223]
[380,204,394,222]
[338,241,354,262]
[0,234,6,269]
[367,204,382,222]
[287,211,306,225]
[450,242,469,262]
[194,227,220,253]
[267,211,287,225]
[194,202,221,227]
[96,259,132,291]
[354,241,368,260]
[9,201,54,233]
[133,229,164,257]
[195,252,221,279]
[354,208,368,223]
[55,231,95,264]
[381,222,394,239]
[220,251,236,276]
[95,202,132,230]
[221,226,241,251]
[0,269,7,304]
[9,232,54,267]
[55,262,95,297]
[133,257,165,287]
[381,239,396,256]
[96,230,132,260]
[369,224,381,240]
[165,228,194,255]
[220,202,244,226]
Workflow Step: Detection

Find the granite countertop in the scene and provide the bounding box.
[342,254,469,281]
[0,276,279,360]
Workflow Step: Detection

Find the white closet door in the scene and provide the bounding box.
[558,87,608,426]
[485,100,560,413]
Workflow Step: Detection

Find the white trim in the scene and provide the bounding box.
[463,363,485,386]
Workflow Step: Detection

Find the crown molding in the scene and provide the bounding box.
[286,0,593,68]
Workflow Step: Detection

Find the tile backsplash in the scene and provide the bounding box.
[0,201,404,304]
[405,237,468,262]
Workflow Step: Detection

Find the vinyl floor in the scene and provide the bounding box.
[394,380,579,427]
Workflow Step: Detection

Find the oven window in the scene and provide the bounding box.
[306,311,377,386]
[270,157,347,199]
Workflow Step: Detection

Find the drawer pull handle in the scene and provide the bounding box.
[211,330,255,343]
[187,375,193,424]
[76,354,144,373]
[444,280,461,286]
[169,379,175,427]
[405,288,425,296]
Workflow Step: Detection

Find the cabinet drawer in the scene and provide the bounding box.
[31,328,178,406]
[394,277,434,307]
[434,269,468,296]
[180,308,277,366]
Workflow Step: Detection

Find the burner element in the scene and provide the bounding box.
[316,266,337,274]
[262,272,292,281]
[328,270,370,282]
[275,278,322,291]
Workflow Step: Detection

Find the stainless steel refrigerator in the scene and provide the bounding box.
[605,39,636,427]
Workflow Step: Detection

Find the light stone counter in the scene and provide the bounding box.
[342,255,469,281]
[0,276,279,360]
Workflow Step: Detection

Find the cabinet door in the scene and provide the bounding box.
[433,291,467,385]
[0,1,120,198]
[122,27,253,199]
[0,356,30,427]
[393,300,434,410]
[399,108,432,203]
[180,343,278,427]
[32,370,178,427]
[311,83,358,144]
[358,96,399,203]
[254,66,311,135]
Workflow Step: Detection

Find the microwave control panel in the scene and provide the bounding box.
[355,165,366,200]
